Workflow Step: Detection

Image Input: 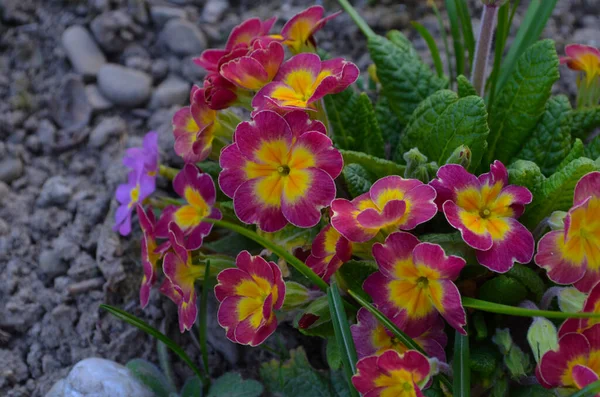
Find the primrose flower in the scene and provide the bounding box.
[306,224,352,281]
[561,44,600,86]
[535,172,600,292]
[114,158,155,236]
[172,86,220,162]
[252,53,359,112]
[155,164,221,250]
[219,110,342,232]
[331,176,437,243]
[536,324,600,393]
[276,6,341,54]
[160,224,205,333]
[137,205,170,308]
[220,41,285,91]
[364,232,467,335]
[352,350,431,397]
[351,308,447,362]
[560,282,600,337]
[123,131,159,178]
[431,161,534,273]
[215,251,286,346]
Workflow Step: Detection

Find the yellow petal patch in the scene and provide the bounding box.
[565,198,600,270]
[374,369,417,397]
[128,185,140,208]
[254,173,284,206]
[374,188,405,210]
[174,187,210,228]
[236,296,264,328]
[254,139,290,166]
[282,169,311,204]
[388,280,434,319]
[323,227,340,254]
[561,355,589,387]
[284,69,315,99]
[288,146,316,170]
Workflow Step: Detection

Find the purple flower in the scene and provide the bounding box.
[124,131,160,177]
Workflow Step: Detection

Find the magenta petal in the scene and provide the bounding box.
[274,53,321,82]
[234,179,288,232]
[573,365,599,390]
[357,200,406,229]
[177,294,198,333]
[433,279,467,334]
[294,131,343,179]
[479,160,509,186]
[220,56,269,90]
[401,184,438,229]
[575,171,600,206]
[281,168,336,228]
[251,314,278,346]
[372,231,420,278]
[284,110,326,138]
[431,164,480,209]
[535,230,586,285]
[412,242,465,280]
[575,270,600,294]
[219,144,249,199]
[331,197,379,243]
[235,111,293,160]
[539,332,591,388]
[475,218,534,273]
[217,295,241,342]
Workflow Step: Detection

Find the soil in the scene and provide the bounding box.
[0,0,597,396]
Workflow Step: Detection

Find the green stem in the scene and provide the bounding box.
[462,297,600,319]
[336,0,376,38]
[198,261,211,385]
[572,380,600,397]
[159,165,179,180]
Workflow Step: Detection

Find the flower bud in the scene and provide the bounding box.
[444,145,472,169]
[558,287,586,313]
[282,281,311,310]
[547,211,567,230]
[527,317,558,363]
[403,148,436,182]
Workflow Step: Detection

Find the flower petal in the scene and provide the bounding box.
[475,218,535,273]
[536,229,587,285]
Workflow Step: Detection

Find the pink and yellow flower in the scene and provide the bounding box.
[137,205,170,308]
[535,172,600,293]
[352,349,432,397]
[172,86,219,162]
[331,176,438,243]
[218,110,342,232]
[214,251,286,346]
[351,307,447,362]
[364,232,467,335]
[537,324,600,393]
[155,164,221,250]
[252,53,359,112]
[276,6,341,54]
[431,161,534,273]
[561,44,600,86]
[220,41,285,91]
[306,224,352,281]
[560,282,600,337]
[159,223,205,333]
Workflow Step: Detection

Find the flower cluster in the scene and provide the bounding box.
[560,44,600,107]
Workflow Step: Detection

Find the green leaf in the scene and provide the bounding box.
[207,373,263,397]
[511,384,555,397]
[445,0,465,77]
[571,106,600,140]
[400,90,489,170]
[492,329,532,379]
[479,276,528,306]
[126,359,176,397]
[203,231,261,256]
[469,344,498,378]
[326,338,342,370]
[585,135,600,160]
[181,377,203,397]
[294,295,334,338]
[340,149,405,179]
[324,89,359,150]
[572,380,600,397]
[457,75,476,98]
[521,157,600,227]
[198,261,211,379]
[260,347,332,397]
[337,260,378,302]
[453,333,470,397]
[411,21,444,77]
[557,138,585,170]
[330,370,353,397]
[507,160,545,193]
[100,305,206,383]
[327,281,360,397]
[374,96,402,155]
[486,40,560,165]
[516,95,573,175]
[506,264,546,302]
[368,35,447,125]
[385,30,419,59]
[455,0,475,67]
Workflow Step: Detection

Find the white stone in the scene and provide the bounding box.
[45,358,154,397]
[61,26,107,78]
[97,64,152,107]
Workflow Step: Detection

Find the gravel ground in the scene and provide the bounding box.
[0,0,598,395]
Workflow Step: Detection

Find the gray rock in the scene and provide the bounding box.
[181,55,207,82]
[150,5,187,26]
[85,84,113,112]
[51,75,92,131]
[160,19,207,56]
[91,11,143,53]
[149,75,190,109]
[572,28,600,48]
[202,0,229,23]
[97,64,152,107]
[39,249,67,279]
[0,349,29,389]
[89,117,127,148]
[151,59,169,81]
[37,119,57,148]
[61,25,107,78]
[45,358,154,397]
[124,55,152,72]
[37,176,73,208]
[0,157,23,183]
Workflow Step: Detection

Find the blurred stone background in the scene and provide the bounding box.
[0,0,598,396]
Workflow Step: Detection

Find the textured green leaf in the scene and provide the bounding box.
[457,75,476,98]
[571,106,600,140]
[374,95,402,156]
[324,89,359,150]
[326,338,342,370]
[507,160,544,195]
[354,93,385,157]
[517,95,573,175]
[260,348,332,397]
[557,138,584,170]
[506,264,546,302]
[486,40,560,165]
[126,359,176,397]
[207,373,263,397]
[342,163,374,198]
[469,344,498,378]
[330,370,352,397]
[385,30,419,59]
[368,35,447,125]
[522,157,600,227]
[400,90,489,170]
[340,150,405,179]
[181,377,203,397]
[479,276,528,306]
[586,135,600,160]
[512,384,556,397]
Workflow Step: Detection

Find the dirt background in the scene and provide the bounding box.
[0,0,598,395]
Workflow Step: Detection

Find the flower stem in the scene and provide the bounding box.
[159,165,179,180]
[198,261,211,386]
[471,4,499,97]
[336,0,376,39]
[462,297,600,319]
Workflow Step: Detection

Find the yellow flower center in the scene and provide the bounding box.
[277,165,291,176]
[129,185,140,208]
